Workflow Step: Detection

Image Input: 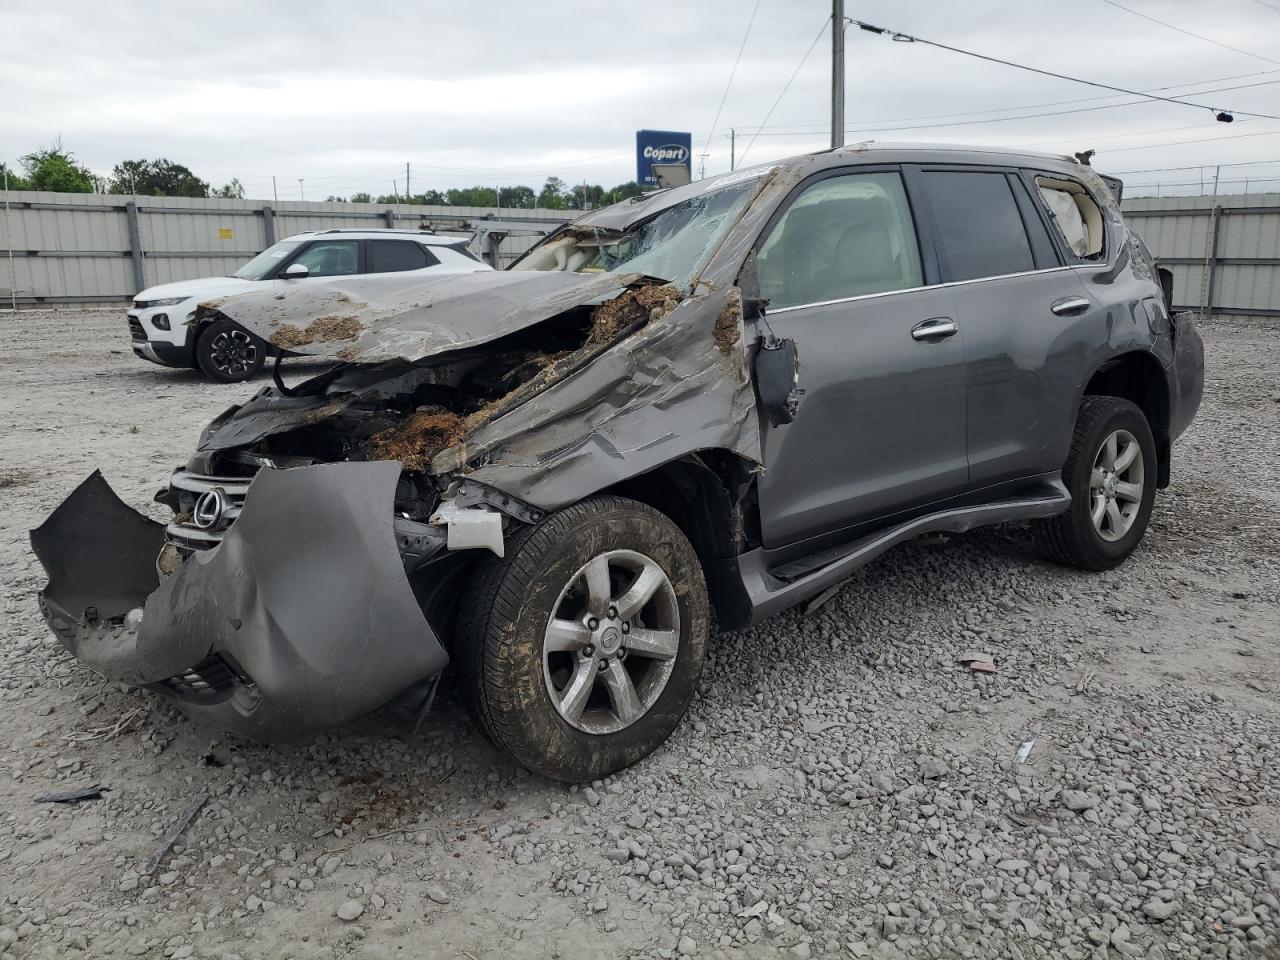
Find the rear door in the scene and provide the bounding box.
[754,167,967,548]
[367,238,441,275]
[912,165,1102,490]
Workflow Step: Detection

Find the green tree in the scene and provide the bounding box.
[446,186,498,206]
[325,195,348,202]
[419,189,448,205]
[499,185,536,209]
[0,160,31,190]
[570,183,605,209]
[537,176,568,209]
[21,143,95,193]
[606,181,645,204]
[213,178,245,199]
[108,158,209,197]
[350,192,373,203]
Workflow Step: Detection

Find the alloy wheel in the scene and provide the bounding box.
[1090,428,1145,542]
[542,549,680,735]
[209,330,258,378]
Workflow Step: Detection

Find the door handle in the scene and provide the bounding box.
[911,317,958,341]
[1050,296,1091,317]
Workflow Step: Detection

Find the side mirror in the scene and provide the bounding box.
[1157,265,1175,313]
[284,263,310,279]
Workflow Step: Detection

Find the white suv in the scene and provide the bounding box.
[128,230,491,381]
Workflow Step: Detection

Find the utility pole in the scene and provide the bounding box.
[4,162,16,310]
[298,178,304,200]
[730,129,736,171]
[272,176,278,203]
[831,0,845,149]
[406,162,410,200]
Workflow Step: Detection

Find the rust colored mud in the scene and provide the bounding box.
[586,285,681,347]
[270,315,364,349]
[365,407,467,473]
[713,296,742,355]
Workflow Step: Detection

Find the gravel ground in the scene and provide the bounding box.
[1,309,1278,960]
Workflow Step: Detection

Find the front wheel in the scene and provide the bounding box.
[456,495,709,782]
[1034,395,1157,570]
[195,319,265,383]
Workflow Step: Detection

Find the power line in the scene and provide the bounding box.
[729,67,1280,130]
[736,78,1280,139]
[1098,0,1280,64]
[1112,157,1280,174]
[738,18,829,165]
[850,18,1280,121]
[1246,0,1280,12]
[1103,126,1280,152]
[702,0,762,158]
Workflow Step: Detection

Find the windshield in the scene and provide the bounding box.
[234,240,303,280]
[512,180,757,287]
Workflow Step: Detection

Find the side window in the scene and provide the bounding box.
[291,240,359,277]
[923,171,1035,282]
[1035,177,1105,259]
[756,171,923,310]
[368,240,437,273]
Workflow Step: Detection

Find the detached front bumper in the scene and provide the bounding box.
[30,461,449,742]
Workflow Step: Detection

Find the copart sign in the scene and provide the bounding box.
[636,129,692,187]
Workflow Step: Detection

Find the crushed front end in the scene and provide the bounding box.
[30,171,770,744]
[32,461,450,741]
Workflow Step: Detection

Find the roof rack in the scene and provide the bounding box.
[299,228,470,244]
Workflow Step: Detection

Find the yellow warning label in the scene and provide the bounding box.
[217,227,233,240]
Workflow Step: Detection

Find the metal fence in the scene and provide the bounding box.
[1120,192,1280,322]
[0,191,571,308]
[2,188,1278,321]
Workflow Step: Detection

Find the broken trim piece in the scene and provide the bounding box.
[429,501,505,557]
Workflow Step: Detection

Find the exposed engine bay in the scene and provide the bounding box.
[28,163,777,744]
[160,280,687,559]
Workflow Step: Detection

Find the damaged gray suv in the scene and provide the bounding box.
[33,144,1203,782]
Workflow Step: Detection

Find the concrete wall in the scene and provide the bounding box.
[1120,192,1280,322]
[0,191,570,307]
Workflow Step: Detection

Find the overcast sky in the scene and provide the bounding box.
[4,0,1279,199]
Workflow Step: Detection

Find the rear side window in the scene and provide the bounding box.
[757,171,923,309]
[923,171,1035,282]
[435,242,482,263]
[368,240,438,273]
[1036,177,1105,259]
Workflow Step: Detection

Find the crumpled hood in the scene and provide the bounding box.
[201,269,644,363]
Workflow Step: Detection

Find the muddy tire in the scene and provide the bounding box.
[456,495,709,782]
[195,319,265,383]
[1034,395,1157,571]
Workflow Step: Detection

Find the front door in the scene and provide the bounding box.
[753,169,968,548]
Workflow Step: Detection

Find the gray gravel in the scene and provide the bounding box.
[1,309,1278,959]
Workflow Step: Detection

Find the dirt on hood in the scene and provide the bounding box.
[587,285,681,346]
[270,315,364,350]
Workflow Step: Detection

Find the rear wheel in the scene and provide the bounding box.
[457,495,708,782]
[1034,396,1157,570]
[196,319,265,383]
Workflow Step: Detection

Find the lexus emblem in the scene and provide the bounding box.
[193,487,229,531]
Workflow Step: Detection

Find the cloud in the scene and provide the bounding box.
[4,0,1278,197]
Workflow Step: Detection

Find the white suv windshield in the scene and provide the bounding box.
[234,241,303,280]
[513,181,757,287]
